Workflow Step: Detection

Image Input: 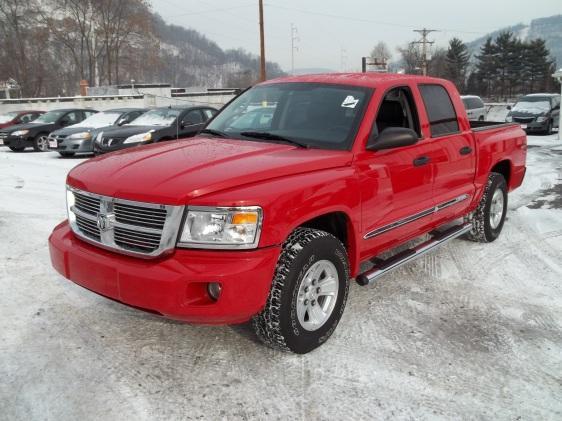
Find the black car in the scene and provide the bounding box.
[0,108,98,152]
[94,106,217,154]
[48,108,147,157]
[506,93,560,134]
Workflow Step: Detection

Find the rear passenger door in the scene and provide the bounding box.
[418,84,476,225]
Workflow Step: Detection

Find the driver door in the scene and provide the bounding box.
[356,85,436,258]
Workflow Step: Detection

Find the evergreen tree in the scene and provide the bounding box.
[445,38,470,92]
[474,37,498,98]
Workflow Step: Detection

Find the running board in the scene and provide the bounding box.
[356,223,472,286]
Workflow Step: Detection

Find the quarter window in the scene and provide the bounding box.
[419,84,460,137]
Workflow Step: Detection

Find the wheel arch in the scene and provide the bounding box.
[490,159,511,187]
[293,210,359,277]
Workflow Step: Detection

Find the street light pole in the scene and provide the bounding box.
[259,0,266,82]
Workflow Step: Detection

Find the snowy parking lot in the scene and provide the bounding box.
[1,135,561,420]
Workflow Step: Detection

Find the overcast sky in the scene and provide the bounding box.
[151,0,560,72]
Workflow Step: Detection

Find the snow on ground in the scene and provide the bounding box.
[1,136,561,420]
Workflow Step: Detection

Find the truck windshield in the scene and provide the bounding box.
[206,83,371,149]
[72,112,121,128]
[128,109,181,126]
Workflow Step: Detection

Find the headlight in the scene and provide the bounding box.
[66,187,76,224]
[178,206,262,249]
[505,115,512,122]
[67,131,92,140]
[536,116,548,123]
[12,129,29,136]
[123,131,152,144]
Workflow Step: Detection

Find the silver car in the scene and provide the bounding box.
[461,95,487,121]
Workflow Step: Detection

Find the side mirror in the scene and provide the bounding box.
[117,118,128,126]
[553,105,560,111]
[506,105,512,111]
[367,127,419,151]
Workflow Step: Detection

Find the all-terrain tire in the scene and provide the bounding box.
[252,228,350,354]
[464,172,508,243]
[8,146,25,152]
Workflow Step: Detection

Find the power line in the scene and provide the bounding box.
[412,28,438,76]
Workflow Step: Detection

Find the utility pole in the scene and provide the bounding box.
[259,0,266,81]
[413,28,438,76]
[291,23,299,75]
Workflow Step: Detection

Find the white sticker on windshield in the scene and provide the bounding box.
[341,95,359,108]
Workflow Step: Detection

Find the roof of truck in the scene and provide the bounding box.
[263,72,449,88]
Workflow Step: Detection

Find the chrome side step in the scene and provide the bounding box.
[356,223,472,286]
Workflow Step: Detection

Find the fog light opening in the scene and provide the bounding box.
[207,282,222,301]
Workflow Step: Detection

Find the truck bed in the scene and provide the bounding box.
[470,120,518,132]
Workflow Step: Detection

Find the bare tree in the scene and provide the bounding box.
[371,41,392,62]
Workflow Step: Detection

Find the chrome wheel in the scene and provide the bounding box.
[489,188,504,229]
[36,135,49,151]
[296,260,339,331]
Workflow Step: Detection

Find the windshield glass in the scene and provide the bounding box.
[512,98,551,114]
[71,111,120,128]
[206,83,371,149]
[33,110,66,124]
[128,109,180,126]
[0,111,19,124]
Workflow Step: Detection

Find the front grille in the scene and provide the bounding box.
[68,188,184,258]
[513,117,534,123]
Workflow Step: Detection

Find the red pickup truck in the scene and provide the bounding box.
[49,74,526,353]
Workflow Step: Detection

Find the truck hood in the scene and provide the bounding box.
[68,137,352,205]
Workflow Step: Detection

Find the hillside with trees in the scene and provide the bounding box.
[0,0,285,98]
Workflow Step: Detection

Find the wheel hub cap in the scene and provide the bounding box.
[490,188,504,229]
[296,260,339,331]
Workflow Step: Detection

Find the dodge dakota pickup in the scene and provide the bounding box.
[49,73,527,354]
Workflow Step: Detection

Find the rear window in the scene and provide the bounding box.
[463,97,484,110]
[419,85,460,137]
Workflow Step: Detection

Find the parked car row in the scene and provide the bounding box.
[0,105,218,156]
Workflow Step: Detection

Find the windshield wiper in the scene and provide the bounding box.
[239,131,308,148]
[199,128,227,137]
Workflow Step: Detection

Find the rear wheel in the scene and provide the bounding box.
[9,146,25,152]
[465,172,508,242]
[32,134,49,152]
[253,228,350,354]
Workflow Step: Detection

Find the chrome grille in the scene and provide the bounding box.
[67,187,184,258]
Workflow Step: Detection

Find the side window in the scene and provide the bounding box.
[65,111,80,124]
[19,113,34,123]
[373,86,421,137]
[419,84,460,137]
[475,97,485,109]
[202,109,216,120]
[84,111,96,119]
[183,110,204,125]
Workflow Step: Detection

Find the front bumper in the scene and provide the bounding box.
[50,138,94,153]
[49,221,280,324]
[515,120,549,132]
[2,135,31,148]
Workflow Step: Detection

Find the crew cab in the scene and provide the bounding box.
[49,74,526,354]
[48,108,147,157]
[93,106,217,154]
[0,108,97,152]
[0,110,44,129]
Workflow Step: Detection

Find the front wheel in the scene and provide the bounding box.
[9,146,25,152]
[465,172,508,242]
[253,228,350,354]
[32,134,49,152]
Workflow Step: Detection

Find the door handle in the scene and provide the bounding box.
[459,146,472,155]
[413,156,430,166]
